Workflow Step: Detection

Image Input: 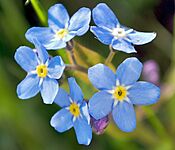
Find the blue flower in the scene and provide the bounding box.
[14,39,65,104]
[25,4,91,50]
[90,3,156,53]
[88,57,160,132]
[50,77,92,145]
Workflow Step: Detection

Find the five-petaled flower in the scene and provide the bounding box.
[14,39,65,104]
[90,3,156,53]
[88,57,160,132]
[50,77,92,145]
[25,4,91,50]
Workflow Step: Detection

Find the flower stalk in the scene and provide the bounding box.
[30,0,47,25]
[66,64,87,73]
[66,40,88,73]
[105,45,116,65]
[66,40,77,65]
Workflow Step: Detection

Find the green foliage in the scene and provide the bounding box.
[0,0,174,150]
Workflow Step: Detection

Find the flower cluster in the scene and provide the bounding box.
[14,3,160,145]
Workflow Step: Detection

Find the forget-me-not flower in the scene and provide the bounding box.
[14,39,65,104]
[50,77,92,145]
[25,4,91,50]
[88,57,160,132]
[90,3,156,53]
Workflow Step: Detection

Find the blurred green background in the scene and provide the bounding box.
[0,0,174,150]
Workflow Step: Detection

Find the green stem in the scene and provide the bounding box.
[105,45,116,65]
[30,0,47,26]
[66,65,87,73]
[68,50,77,65]
[65,40,88,73]
[66,41,77,65]
[143,107,169,138]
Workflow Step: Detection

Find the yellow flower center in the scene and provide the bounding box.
[36,64,48,78]
[56,29,68,39]
[113,86,127,101]
[69,103,80,117]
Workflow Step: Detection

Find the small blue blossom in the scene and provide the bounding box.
[88,57,160,132]
[14,39,65,104]
[90,3,156,53]
[50,77,92,145]
[25,4,91,50]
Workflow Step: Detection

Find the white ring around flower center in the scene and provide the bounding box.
[112,27,126,38]
[107,80,132,107]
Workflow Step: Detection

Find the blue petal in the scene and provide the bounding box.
[88,64,116,90]
[48,4,69,30]
[88,91,113,120]
[112,101,136,132]
[50,108,73,133]
[41,77,58,104]
[14,46,38,72]
[44,40,67,50]
[48,56,65,79]
[54,88,70,107]
[128,81,160,105]
[112,39,136,53]
[17,74,40,99]
[116,57,143,85]
[90,26,113,45]
[63,33,75,43]
[68,7,91,36]
[73,117,92,145]
[68,77,83,103]
[32,38,48,64]
[25,27,66,50]
[128,31,156,45]
[80,101,90,124]
[92,3,119,29]
[26,27,54,47]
